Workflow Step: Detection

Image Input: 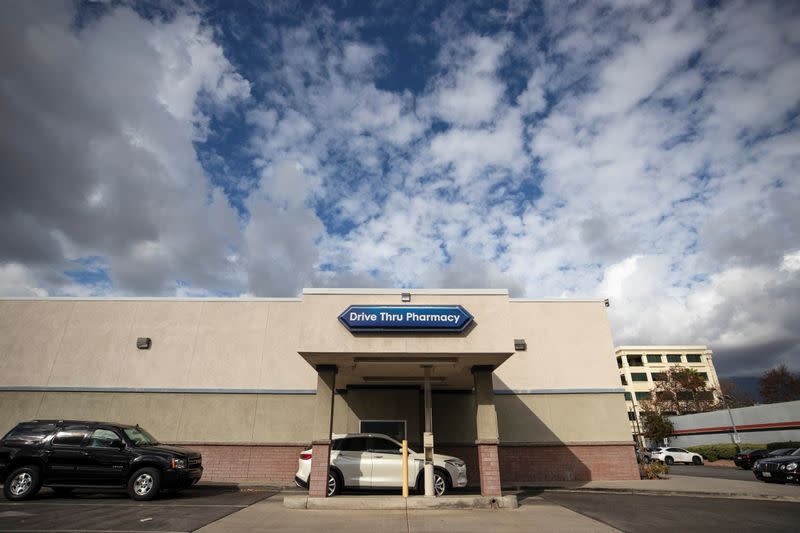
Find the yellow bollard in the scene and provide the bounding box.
[402,439,409,498]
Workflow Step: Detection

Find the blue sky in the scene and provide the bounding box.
[1,0,799,376]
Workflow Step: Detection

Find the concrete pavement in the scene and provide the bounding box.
[197,495,618,533]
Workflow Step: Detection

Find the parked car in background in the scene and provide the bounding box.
[648,447,703,465]
[767,448,797,457]
[752,448,800,484]
[0,420,202,501]
[295,433,467,497]
[734,449,771,469]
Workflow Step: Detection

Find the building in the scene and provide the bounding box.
[0,289,639,497]
[668,400,800,447]
[615,345,721,443]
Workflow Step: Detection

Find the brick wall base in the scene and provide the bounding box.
[477,443,502,496]
[184,442,638,487]
[307,442,332,497]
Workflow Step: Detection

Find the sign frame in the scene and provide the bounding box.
[338,304,474,334]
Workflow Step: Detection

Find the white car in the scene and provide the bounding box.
[649,447,704,465]
[295,433,467,497]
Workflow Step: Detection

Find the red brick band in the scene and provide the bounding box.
[307,442,332,497]
[186,443,638,486]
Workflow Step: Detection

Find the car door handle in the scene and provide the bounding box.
[374,455,383,458]
[81,450,90,455]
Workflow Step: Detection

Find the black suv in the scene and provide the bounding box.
[0,420,202,501]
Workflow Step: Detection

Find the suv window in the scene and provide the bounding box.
[336,437,370,452]
[52,426,89,446]
[87,428,122,448]
[369,437,401,454]
[3,423,58,443]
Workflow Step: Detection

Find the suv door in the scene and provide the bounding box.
[368,437,403,488]
[331,437,372,488]
[45,425,91,484]
[83,428,131,486]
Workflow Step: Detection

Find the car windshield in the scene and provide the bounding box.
[123,427,159,446]
[792,448,800,456]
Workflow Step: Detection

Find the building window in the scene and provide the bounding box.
[624,392,632,401]
[631,372,648,382]
[686,354,702,363]
[617,357,623,368]
[621,375,628,385]
[667,355,682,363]
[635,391,651,401]
[698,372,708,381]
[651,372,667,382]
[646,354,662,363]
[628,355,644,367]
[627,411,637,421]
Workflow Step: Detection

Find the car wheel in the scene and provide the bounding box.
[692,456,702,465]
[3,465,42,501]
[665,456,674,466]
[52,487,74,497]
[128,467,161,501]
[327,470,342,497]
[433,469,450,497]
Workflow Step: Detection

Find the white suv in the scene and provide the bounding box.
[649,447,704,465]
[295,433,468,497]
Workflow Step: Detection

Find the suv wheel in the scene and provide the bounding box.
[433,469,450,497]
[3,465,42,501]
[128,467,161,501]
[692,456,702,465]
[327,471,341,497]
[665,456,674,466]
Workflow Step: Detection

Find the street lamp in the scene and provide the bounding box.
[720,394,740,448]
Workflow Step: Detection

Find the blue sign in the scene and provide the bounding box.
[339,305,474,333]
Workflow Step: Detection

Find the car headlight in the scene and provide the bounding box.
[171,458,187,469]
[786,463,798,471]
[445,459,465,468]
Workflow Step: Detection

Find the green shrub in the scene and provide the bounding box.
[766,441,800,451]
[686,443,766,461]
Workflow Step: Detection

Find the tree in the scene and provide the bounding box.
[719,378,756,408]
[641,411,674,445]
[640,367,718,415]
[759,365,800,404]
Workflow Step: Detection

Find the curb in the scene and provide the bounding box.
[283,494,519,510]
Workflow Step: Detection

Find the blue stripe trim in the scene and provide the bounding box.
[495,388,625,395]
[0,386,317,394]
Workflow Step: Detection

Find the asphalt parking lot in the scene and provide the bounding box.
[669,464,758,481]
[538,491,800,533]
[0,485,276,532]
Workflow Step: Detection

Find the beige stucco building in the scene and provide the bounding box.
[0,289,639,495]
[615,345,721,442]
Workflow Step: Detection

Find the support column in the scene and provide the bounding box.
[308,365,337,497]
[472,365,501,497]
[423,365,434,496]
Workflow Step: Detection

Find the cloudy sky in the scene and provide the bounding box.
[1,0,798,377]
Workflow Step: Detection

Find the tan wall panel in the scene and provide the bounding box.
[495,302,620,391]
[496,393,632,443]
[176,394,258,442]
[185,302,269,389]
[0,301,75,387]
[0,391,45,436]
[258,302,316,390]
[105,393,186,443]
[339,389,422,441]
[36,392,117,423]
[252,394,315,442]
[115,302,204,389]
[47,301,140,387]
[298,294,513,355]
